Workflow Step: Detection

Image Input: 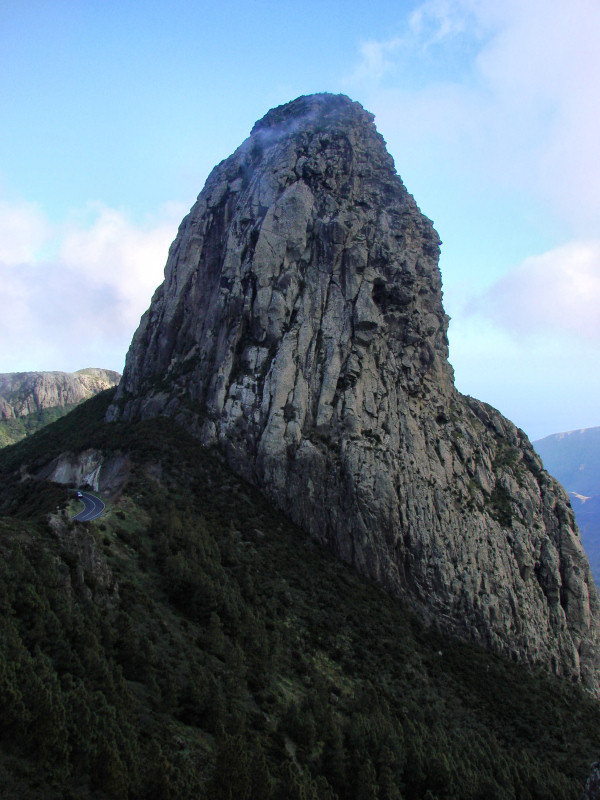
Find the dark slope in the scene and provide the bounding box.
[0,395,599,799]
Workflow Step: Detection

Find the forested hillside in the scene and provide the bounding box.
[0,402,80,447]
[0,390,599,799]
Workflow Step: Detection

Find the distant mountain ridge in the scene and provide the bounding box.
[534,426,600,584]
[534,427,600,498]
[0,368,120,447]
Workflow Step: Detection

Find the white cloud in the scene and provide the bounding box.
[59,204,183,330]
[408,0,484,45]
[0,199,50,264]
[350,0,485,85]
[469,240,600,340]
[351,38,404,83]
[347,0,600,231]
[0,201,184,373]
[448,312,600,439]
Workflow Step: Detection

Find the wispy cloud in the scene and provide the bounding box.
[349,0,485,86]
[0,199,50,264]
[347,0,600,231]
[0,201,184,373]
[448,309,600,439]
[59,204,181,317]
[408,0,485,46]
[469,241,600,341]
[350,38,404,84]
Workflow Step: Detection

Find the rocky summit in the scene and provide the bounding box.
[108,93,600,690]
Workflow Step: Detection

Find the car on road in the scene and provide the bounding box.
[77,491,83,498]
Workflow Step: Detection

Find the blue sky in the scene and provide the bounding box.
[1,0,599,439]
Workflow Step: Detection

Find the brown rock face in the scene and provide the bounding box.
[0,368,120,419]
[108,93,600,690]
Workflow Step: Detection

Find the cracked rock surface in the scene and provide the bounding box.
[108,93,600,690]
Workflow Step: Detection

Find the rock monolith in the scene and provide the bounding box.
[108,94,600,689]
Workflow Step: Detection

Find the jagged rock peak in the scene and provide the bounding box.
[251,93,374,133]
[108,94,600,692]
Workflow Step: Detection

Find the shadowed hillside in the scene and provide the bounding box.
[0,391,598,799]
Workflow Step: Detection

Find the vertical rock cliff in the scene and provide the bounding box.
[108,93,600,689]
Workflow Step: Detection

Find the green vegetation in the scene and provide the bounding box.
[0,403,80,448]
[0,392,598,798]
[0,390,119,475]
[489,484,514,528]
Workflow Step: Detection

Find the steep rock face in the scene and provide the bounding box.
[0,368,120,419]
[108,94,600,689]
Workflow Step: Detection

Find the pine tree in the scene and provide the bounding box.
[320,719,346,796]
[249,738,273,800]
[209,735,251,800]
[356,756,378,800]
[378,746,403,800]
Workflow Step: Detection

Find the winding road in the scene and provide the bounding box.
[73,491,105,522]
